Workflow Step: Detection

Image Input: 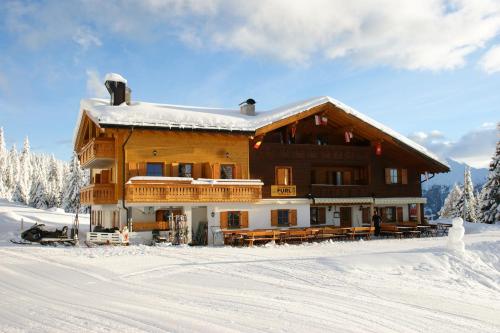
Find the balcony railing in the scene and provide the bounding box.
[79,137,115,169]
[126,179,262,203]
[80,184,116,205]
[310,184,420,198]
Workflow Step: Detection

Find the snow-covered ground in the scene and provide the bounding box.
[0,200,499,333]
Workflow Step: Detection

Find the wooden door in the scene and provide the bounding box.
[396,207,403,222]
[340,207,352,227]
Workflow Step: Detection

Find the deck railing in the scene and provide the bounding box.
[126,180,262,203]
[79,137,115,168]
[80,184,116,205]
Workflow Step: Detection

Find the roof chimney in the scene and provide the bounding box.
[239,98,256,116]
[104,73,128,106]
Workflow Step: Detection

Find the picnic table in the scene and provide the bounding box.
[416,225,433,237]
[396,226,421,238]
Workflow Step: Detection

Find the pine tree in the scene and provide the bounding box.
[4,145,19,201]
[439,184,463,218]
[457,166,478,222]
[29,154,49,209]
[478,137,500,223]
[0,127,7,198]
[62,151,85,213]
[13,137,32,205]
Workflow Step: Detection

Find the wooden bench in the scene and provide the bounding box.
[436,223,452,236]
[346,227,375,240]
[222,230,249,246]
[245,230,280,247]
[282,229,308,243]
[316,227,347,241]
[380,224,403,239]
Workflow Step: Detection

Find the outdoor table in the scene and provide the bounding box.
[416,225,432,237]
[396,226,416,238]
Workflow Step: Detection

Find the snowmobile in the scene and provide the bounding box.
[11,214,79,246]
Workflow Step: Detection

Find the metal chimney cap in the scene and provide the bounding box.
[239,98,256,106]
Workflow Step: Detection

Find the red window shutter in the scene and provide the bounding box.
[213,163,221,179]
[171,163,179,177]
[193,163,202,179]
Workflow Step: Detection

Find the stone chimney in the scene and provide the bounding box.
[104,73,128,106]
[239,98,256,116]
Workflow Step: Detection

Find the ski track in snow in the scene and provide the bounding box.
[0,202,499,332]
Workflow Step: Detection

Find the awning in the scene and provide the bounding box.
[374,197,427,205]
[313,197,374,205]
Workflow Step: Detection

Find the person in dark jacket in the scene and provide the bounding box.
[372,210,382,236]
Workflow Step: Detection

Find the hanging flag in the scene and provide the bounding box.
[349,131,353,139]
[291,124,297,138]
[321,116,328,125]
[314,115,321,125]
[344,131,351,143]
[253,140,262,149]
[375,142,382,155]
[425,172,429,181]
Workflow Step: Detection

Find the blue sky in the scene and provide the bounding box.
[0,0,499,167]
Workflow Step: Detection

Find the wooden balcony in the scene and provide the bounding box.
[79,137,115,169]
[80,184,116,205]
[126,179,262,203]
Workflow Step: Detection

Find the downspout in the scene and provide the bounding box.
[122,127,134,229]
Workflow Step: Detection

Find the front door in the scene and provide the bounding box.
[340,207,352,227]
[396,207,403,222]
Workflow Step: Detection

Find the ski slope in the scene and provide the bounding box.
[0,200,499,333]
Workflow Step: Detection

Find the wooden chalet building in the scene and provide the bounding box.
[74,74,449,244]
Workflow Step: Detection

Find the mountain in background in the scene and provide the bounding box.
[424,158,488,187]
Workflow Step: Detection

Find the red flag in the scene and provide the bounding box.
[314,115,321,125]
[344,131,351,143]
[321,116,328,125]
[375,142,382,155]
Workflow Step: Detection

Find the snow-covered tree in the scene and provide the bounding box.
[62,151,85,213]
[13,137,32,205]
[0,127,7,198]
[457,166,478,222]
[29,154,49,209]
[46,155,65,208]
[478,138,500,224]
[439,184,463,218]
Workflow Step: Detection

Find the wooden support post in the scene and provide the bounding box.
[416,203,421,224]
[370,203,375,226]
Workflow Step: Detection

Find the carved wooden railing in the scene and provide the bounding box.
[132,221,170,231]
[79,137,115,168]
[126,180,262,203]
[80,184,116,205]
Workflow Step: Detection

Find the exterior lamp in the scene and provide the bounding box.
[153,150,158,156]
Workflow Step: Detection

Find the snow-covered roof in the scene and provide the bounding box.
[104,73,127,84]
[76,96,448,168]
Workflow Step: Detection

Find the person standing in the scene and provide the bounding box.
[372,210,382,236]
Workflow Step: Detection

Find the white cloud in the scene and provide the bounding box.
[479,44,500,73]
[409,123,499,168]
[72,27,102,50]
[85,70,108,98]
[4,0,500,70]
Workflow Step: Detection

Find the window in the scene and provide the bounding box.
[220,164,234,179]
[390,169,398,184]
[277,209,289,226]
[179,163,193,177]
[385,168,408,184]
[382,207,396,222]
[310,207,326,225]
[228,211,241,228]
[276,167,292,185]
[147,163,163,176]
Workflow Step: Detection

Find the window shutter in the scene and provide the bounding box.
[193,163,202,179]
[171,163,179,177]
[202,162,212,178]
[343,171,352,185]
[138,162,147,176]
[213,162,221,179]
[220,212,228,229]
[385,168,391,184]
[240,211,249,228]
[127,162,138,179]
[271,210,278,226]
[401,168,408,185]
[234,164,241,179]
[289,209,297,226]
